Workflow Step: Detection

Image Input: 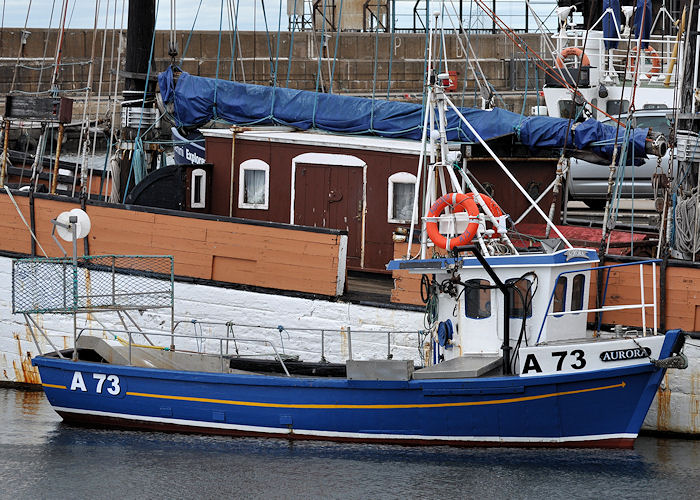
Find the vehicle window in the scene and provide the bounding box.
[635,115,671,137]
[466,279,491,319]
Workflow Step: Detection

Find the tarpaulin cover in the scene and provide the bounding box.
[602,0,622,50]
[159,67,648,164]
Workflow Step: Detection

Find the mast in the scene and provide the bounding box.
[119,0,158,202]
[124,0,156,93]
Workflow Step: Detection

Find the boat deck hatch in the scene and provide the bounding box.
[413,355,502,379]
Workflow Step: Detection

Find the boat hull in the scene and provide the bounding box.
[33,332,681,448]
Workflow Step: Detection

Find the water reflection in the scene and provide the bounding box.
[15,389,43,416]
[3,387,700,498]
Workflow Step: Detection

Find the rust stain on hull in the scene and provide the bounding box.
[656,373,672,432]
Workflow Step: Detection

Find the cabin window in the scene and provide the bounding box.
[388,172,417,223]
[606,99,629,115]
[571,274,586,311]
[190,168,206,209]
[558,99,584,120]
[465,279,491,319]
[553,276,567,314]
[507,278,532,318]
[238,159,270,210]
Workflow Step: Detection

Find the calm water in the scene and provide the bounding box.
[2,388,700,500]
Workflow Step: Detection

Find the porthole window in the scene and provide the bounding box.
[553,276,567,314]
[191,168,206,209]
[387,172,417,223]
[571,274,585,311]
[465,279,491,319]
[507,278,532,318]
[238,159,270,210]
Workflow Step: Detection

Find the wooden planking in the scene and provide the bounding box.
[0,193,344,297]
[390,243,424,306]
[0,195,32,254]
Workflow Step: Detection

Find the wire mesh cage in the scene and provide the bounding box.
[12,255,174,314]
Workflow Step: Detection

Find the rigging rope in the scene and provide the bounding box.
[311,0,328,128]
[329,0,344,93]
[10,0,33,93]
[285,0,298,88]
[37,0,58,92]
[180,0,202,64]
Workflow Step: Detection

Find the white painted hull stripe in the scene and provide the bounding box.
[53,406,637,443]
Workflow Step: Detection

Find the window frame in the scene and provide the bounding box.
[553,276,568,315]
[465,278,492,320]
[506,278,533,318]
[238,159,270,210]
[387,172,418,224]
[190,168,207,209]
[571,274,586,312]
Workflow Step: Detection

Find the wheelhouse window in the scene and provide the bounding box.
[387,172,417,223]
[465,279,491,319]
[238,159,270,210]
[553,276,567,314]
[558,100,584,120]
[190,168,206,209]
[507,278,532,318]
[606,99,629,115]
[571,274,586,311]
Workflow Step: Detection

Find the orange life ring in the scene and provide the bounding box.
[629,46,662,78]
[426,193,479,250]
[555,47,591,68]
[453,193,505,238]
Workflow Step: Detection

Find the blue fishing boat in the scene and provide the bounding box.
[26,25,688,449]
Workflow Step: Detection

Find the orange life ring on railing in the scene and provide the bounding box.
[452,193,505,239]
[426,193,479,250]
[555,47,591,68]
[629,46,662,78]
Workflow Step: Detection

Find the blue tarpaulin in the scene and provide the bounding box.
[158,67,648,165]
[635,0,653,49]
[603,0,622,50]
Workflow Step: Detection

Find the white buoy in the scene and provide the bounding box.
[55,208,91,241]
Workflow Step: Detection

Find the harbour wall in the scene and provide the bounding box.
[0,29,547,108]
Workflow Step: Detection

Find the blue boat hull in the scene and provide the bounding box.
[32,332,680,448]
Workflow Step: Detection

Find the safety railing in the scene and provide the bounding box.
[536,259,660,343]
[173,319,425,364]
[72,321,426,376]
[552,31,682,85]
[77,327,292,376]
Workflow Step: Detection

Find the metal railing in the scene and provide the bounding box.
[536,259,660,343]
[172,320,424,364]
[78,327,292,376]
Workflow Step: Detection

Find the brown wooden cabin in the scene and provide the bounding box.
[200,129,561,274]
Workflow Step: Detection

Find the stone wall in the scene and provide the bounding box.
[0,28,547,104]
